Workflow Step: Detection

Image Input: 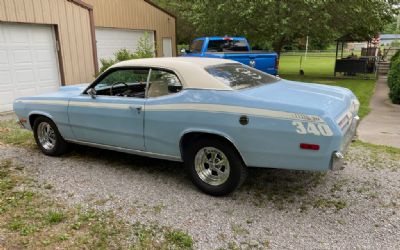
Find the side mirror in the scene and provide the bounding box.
[87,88,97,99]
[180,48,190,54]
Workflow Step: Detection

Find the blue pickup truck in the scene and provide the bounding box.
[181,36,279,75]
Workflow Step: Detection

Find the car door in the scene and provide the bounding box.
[68,68,149,150]
[144,68,184,157]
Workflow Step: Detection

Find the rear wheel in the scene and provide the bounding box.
[185,138,247,196]
[33,117,69,156]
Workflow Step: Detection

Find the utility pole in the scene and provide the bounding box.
[397,13,400,32]
[305,36,309,60]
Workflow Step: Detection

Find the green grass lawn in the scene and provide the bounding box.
[279,54,376,119]
[279,55,336,77]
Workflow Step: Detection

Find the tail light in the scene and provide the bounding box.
[300,143,320,151]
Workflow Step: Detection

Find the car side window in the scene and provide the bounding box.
[147,69,182,98]
[190,40,204,53]
[93,68,149,98]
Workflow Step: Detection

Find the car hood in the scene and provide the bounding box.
[14,84,90,102]
[240,79,356,121]
[59,83,90,93]
[39,83,90,98]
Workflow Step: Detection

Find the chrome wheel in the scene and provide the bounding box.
[194,147,230,186]
[37,122,56,150]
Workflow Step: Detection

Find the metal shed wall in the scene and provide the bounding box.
[0,0,96,85]
[84,0,177,57]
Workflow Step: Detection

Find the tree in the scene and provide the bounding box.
[383,19,400,33]
[155,0,399,55]
[152,0,199,44]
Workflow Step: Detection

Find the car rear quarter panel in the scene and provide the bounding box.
[145,89,341,171]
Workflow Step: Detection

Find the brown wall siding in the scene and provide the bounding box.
[0,0,95,85]
[84,0,176,57]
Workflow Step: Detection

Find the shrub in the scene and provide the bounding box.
[388,51,400,104]
[97,32,155,75]
[390,50,400,66]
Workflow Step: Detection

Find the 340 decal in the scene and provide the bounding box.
[292,121,333,136]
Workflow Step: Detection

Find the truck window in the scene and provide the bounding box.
[190,40,204,53]
[207,40,249,52]
[206,63,279,90]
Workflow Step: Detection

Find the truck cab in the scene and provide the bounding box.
[181,36,279,75]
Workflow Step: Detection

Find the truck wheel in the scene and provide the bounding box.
[33,117,69,156]
[185,138,247,196]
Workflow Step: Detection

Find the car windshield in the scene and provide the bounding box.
[205,64,279,90]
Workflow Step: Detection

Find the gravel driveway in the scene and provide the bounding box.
[1,143,399,249]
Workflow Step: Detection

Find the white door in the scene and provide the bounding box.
[0,23,61,112]
[96,27,155,66]
[162,37,173,57]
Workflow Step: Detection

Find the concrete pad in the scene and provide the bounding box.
[0,112,16,121]
[358,76,400,148]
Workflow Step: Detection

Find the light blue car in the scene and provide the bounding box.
[13,57,359,196]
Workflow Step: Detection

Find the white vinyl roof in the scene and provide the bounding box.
[111,57,239,90]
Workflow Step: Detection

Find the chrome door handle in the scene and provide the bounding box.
[129,105,143,113]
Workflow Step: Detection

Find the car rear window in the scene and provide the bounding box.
[207,39,249,52]
[190,40,204,53]
[206,63,279,90]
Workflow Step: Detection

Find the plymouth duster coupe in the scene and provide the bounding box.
[13,57,359,196]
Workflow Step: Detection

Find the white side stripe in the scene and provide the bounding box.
[16,100,68,105]
[69,101,130,110]
[146,104,324,123]
[16,100,324,123]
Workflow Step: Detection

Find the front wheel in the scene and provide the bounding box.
[185,138,247,196]
[33,117,69,156]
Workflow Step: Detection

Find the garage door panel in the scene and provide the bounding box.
[0,28,5,43]
[15,69,35,83]
[38,68,58,81]
[36,49,54,62]
[31,27,55,44]
[96,27,155,65]
[37,85,59,93]
[0,71,12,84]
[0,50,8,64]
[15,88,37,98]
[13,50,33,64]
[9,28,30,44]
[0,23,61,112]
[0,90,14,102]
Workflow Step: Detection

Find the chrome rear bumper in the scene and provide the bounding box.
[330,115,359,171]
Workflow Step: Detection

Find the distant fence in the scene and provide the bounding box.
[383,47,400,61]
[280,50,336,55]
[280,50,359,57]
[279,52,376,79]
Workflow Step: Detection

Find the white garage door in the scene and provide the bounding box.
[96,27,155,66]
[0,23,60,112]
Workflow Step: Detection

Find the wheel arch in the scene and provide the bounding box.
[179,130,247,166]
[28,112,54,129]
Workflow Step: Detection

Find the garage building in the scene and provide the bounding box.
[0,0,176,112]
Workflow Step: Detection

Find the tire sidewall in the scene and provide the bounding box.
[33,117,65,156]
[185,138,244,196]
